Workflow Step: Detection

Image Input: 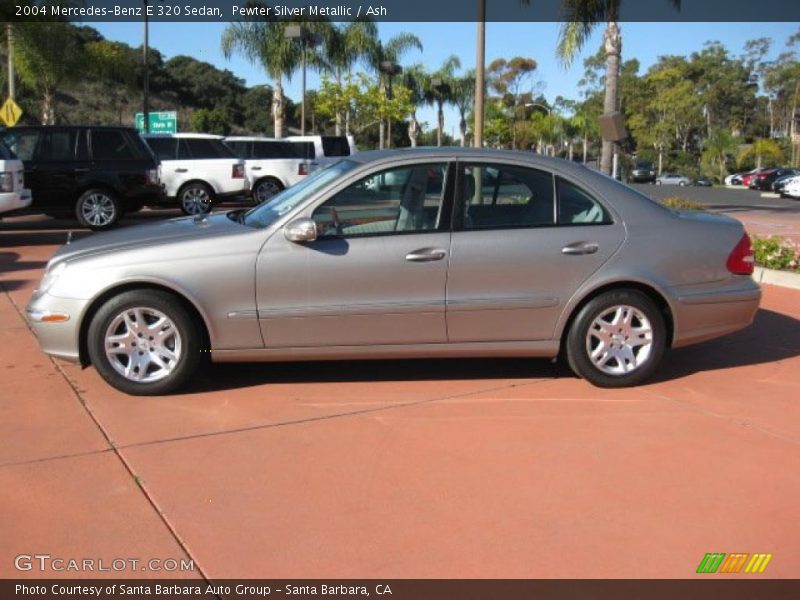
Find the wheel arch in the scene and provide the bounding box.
[557,280,675,352]
[77,281,212,367]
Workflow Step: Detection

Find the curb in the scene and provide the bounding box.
[753,267,800,290]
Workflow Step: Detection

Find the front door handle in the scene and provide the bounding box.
[405,247,447,262]
[175,168,188,173]
[562,241,599,255]
[250,166,262,171]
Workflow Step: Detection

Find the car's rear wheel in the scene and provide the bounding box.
[253,177,284,204]
[566,290,666,388]
[75,189,121,230]
[87,289,203,396]
[179,182,214,215]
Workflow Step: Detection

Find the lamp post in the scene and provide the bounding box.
[142,0,150,133]
[285,25,320,136]
[379,61,402,149]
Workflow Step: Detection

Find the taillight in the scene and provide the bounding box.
[726,233,755,275]
[145,169,158,185]
[298,163,309,176]
[232,164,245,179]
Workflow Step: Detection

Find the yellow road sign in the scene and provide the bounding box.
[0,98,23,127]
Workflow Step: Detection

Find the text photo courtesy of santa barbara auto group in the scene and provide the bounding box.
[1,0,799,599]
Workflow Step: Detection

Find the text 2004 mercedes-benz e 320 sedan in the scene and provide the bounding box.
[27,148,761,395]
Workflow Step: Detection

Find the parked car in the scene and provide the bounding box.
[224,137,310,203]
[754,168,800,191]
[773,173,800,193]
[740,168,771,188]
[724,172,744,186]
[0,126,160,229]
[143,133,247,215]
[629,160,656,184]
[783,178,800,199]
[27,148,761,395]
[284,135,357,171]
[694,177,713,187]
[655,173,690,186]
[0,139,32,215]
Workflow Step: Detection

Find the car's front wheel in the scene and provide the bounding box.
[179,182,214,215]
[87,289,204,395]
[75,189,121,230]
[566,290,666,388]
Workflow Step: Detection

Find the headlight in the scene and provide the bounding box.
[0,172,13,193]
[38,262,67,294]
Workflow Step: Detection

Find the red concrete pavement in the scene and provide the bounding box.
[1,215,799,580]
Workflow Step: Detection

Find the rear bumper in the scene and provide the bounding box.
[671,280,761,348]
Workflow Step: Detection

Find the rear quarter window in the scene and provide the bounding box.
[321,136,350,157]
[1,130,39,161]
[556,177,612,225]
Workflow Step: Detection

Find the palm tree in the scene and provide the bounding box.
[367,33,423,148]
[324,21,378,135]
[701,128,738,182]
[556,0,681,174]
[425,56,462,147]
[451,71,476,147]
[403,64,430,147]
[221,14,306,138]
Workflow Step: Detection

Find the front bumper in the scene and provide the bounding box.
[25,292,85,363]
[0,189,32,214]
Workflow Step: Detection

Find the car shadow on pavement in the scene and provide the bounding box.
[184,357,574,394]
[184,308,799,393]
[0,251,47,272]
[653,308,800,382]
[0,279,28,292]
[0,230,91,247]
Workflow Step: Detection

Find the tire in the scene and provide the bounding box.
[565,289,666,388]
[679,181,686,186]
[253,177,284,204]
[87,289,204,396]
[655,181,661,186]
[75,189,121,230]
[178,182,214,216]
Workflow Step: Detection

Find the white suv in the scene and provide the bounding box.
[0,142,32,216]
[143,133,247,215]
[224,137,310,203]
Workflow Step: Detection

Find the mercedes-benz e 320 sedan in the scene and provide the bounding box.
[27,148,761,395]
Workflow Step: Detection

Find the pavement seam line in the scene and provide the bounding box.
[116,378,554,452]
[2,282,217,589]
[0,447,114,469]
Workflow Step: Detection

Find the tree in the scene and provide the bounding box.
[324,21,378,134]
[221,10,307,138]
[191,108,230,135]
[739,138,783,169]
[701,128,738,182]
[12,21,85,124]
[366,33,422,148]
[402,64,430,147]
[487,56,538,149]
[425,55,461,147]
[557,0,681,175]
[451,71,476,147]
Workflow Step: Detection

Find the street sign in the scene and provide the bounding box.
[0,97,23,127]
[135,111,177,134]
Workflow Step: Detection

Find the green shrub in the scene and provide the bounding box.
[752,236,800,272]
[661,197,706,211]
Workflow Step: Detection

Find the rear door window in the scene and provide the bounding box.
[225,141,250,158]
[290,141,315,160]
[253,141,298,159]
[91,130,138,160]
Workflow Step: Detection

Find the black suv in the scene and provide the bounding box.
[629,161,657,184]
[0,126,161,230]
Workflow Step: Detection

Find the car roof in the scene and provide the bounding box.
[143,133,223,140]
[224,136,286,142]
[346,147,591,170]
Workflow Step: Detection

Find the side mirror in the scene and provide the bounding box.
[284,218,318,243]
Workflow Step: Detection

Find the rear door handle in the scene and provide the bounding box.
[251,166,262,171]
[405,247,447,262]
[175,168,188,173]
[562,242,599,255]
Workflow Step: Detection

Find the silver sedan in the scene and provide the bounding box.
[27,148,761,395]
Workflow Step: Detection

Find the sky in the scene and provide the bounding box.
[92,21,799,139]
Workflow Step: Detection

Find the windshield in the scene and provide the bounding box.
[242,160,358,229]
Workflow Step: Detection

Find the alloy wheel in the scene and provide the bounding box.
[585,304,653,376]
[80,193,116,227]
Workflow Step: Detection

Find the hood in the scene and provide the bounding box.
[50,212,247,266]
